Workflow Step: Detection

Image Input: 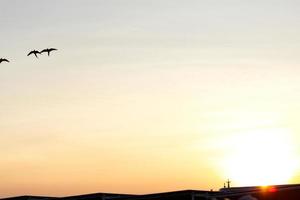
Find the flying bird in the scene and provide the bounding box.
[41,48,57,56]
[27,50,41,58]
[0,58,9,63]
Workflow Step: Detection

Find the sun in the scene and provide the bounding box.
[222,128,299,186]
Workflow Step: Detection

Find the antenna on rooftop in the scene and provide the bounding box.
[226,179,231,188]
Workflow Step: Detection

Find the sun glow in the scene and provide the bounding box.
[223,128,299,186]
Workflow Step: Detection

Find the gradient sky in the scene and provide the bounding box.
[1,0,300,198]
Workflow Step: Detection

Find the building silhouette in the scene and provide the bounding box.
[2,184,300,200]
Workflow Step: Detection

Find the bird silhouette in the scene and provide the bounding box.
[0,58,9,63]
[41,48,57,56]
[27,50,41,58]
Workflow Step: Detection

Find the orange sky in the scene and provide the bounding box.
[1,0,300,198]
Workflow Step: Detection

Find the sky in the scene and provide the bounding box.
[1,0,300,197]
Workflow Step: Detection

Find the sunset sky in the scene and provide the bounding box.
[1,0,300,198]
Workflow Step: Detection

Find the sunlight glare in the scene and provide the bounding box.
[223,128,299,186]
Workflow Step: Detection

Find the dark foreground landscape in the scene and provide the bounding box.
[2,184,300,200]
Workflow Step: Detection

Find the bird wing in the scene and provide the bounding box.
[27,51,34,56]
[40,49,48,54]
[49,48,57,51]
[0,58,9,63]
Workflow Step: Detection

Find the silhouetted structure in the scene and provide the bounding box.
[217,184,300,199]
[60,193,135,200]
[2,184,300,200]
[0,196,55,200]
